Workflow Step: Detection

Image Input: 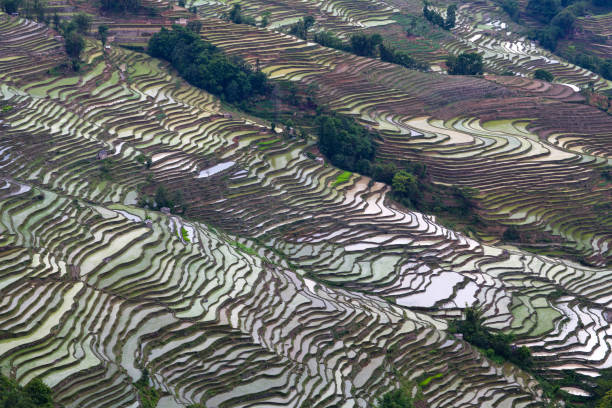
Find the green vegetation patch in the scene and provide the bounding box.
[333,171,352,186]
[419,373,443,387]
[134,370,161,408]
[0,375,55,407]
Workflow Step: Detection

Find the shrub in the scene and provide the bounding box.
[534,68,554,82]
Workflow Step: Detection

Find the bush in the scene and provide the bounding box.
[534,68,554,82]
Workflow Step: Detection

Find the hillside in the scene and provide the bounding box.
[0,0,611,407]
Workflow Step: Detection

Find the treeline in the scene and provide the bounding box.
[518,0,612,80]
[446,52,484,75]
[224,3,270,27]
[451,306,612,407]
[100,0,141,12]
[316,114,478,220]
[311,30,429,70]
[1,0,46,20]
[450,306,533,368]
[148,25,269,103]
[423,2,457,30]
[0,375,55,408]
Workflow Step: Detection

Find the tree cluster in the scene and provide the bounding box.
[501,0,520,21]
[56,12,91,69]
[100,0,141,12]
[316,114,376,174]
[446,52,484,75]
[148,25,269,103]
[534,68,554,81]
[450,306,533,369]
[379,42,430,70]
[310,27,429,71]
[376,387,414,408]
[423,3,457,30]
[350,32,383,57]
[313,31,345,50]
[288,15,315,40]
[1,0,46,21]
[0,375,54,408]
[226,3,256,25]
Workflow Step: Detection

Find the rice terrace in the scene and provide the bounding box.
[0,0,611,406]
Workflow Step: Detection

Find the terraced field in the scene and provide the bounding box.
[0,4,611,408]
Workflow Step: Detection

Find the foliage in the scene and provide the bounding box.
[423,3,457,29]
[180,226,190,242]
[392,170,421,205]
[526,0,561,23]
[0,0,21,13]
[376,386,414,408]
[98,24,109,46]
[445,5,457,29]
[503,226,520,241]
[333,171,352,186]
[350,33,382,57]
[64,30,85,59]
[186,20,202,34]
[316,114,375,173]
[72,12,91,34]
[501,0,520,21]
[288,15,315,40]
[148,25,269,103]
[0,374,55,408]
[379,43,429,71]
[226,3,256,25]
[450,306,533,369]
[100,0,141,12]
[154,185,185,213]
[313,31,346,50]
[446,52,484,75]
[534,68,555,82]
[134,369,161,408]
[419,373,443,387]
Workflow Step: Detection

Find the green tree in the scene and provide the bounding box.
[445,4,457,29]
[1,0,22,13]
[447,52,484,75]
[64,30,84,59]
[526,0,560,23]
[350,33,382,57]
[73,12,91,34]
[392,170,418,196]
[376,387,414,408]
[98,24,109,47]
[501,0,519,21]
[186,20,202,33]
[100,0,141,12]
